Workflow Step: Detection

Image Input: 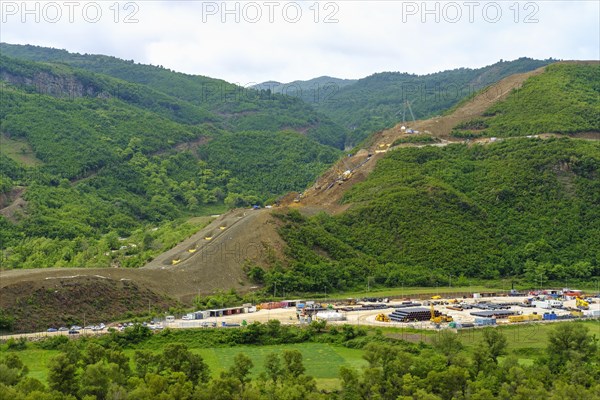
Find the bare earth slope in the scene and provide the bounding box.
[0,209,284,304]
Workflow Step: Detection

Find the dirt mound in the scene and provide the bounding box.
[0,275,176,333]
[0,208,286,307]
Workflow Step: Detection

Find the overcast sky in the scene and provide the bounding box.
[2,1,598,84]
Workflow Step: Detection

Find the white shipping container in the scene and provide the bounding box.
[533,301,552,309]
[549,300,563,308]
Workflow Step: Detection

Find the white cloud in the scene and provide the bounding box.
[1,1,598,83]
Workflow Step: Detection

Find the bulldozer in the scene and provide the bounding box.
[375,314,390,322]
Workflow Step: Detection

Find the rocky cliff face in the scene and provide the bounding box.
[1,70,111,99]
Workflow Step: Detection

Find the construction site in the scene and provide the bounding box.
[1,65,599,336]
[158,288,599,332]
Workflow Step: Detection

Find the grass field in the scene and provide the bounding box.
[8,348,59,383]
[0,134,43,166]
[10,342,367,390]
[191,343,367,389]
[382,319,600,363]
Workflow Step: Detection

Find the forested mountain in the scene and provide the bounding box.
[295,58,553,145]
[257,63,600,293]
[452,62,600,138]
[267,138,600,293]
[252,76,357,105]
[0,49,341,269]
[0,43,348,149]
[1,44,556,148]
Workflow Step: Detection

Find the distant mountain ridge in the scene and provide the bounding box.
[252,76,357,104]
[254,58,556,146]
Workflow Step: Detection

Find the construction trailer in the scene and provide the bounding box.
[474,317,497,326]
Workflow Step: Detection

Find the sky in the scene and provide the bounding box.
[1,1,599,84]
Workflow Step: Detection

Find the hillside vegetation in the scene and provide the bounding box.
[265,138,600,293]
[1,320,598,399]
[314,58,553,145]
[0,43,348,149]
[452,63,600,138]
[0,51,342,269]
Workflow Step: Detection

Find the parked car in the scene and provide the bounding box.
[70,325,82,331]
[68,330,79,335]
[47,328,57,332]
[58,327,69,331]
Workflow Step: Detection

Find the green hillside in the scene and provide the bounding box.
[452,63,600,138]
[315,58,553,146]
[252,76,358,105]
[267,138,600,293]
[0,43,348,149]
[0,51,342,269]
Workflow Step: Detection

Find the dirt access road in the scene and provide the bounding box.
[0,208,284,303]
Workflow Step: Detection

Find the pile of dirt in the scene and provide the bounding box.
[0,275,177,333]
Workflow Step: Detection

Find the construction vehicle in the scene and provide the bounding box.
[570,310,584,318]
[430,304,453,324]
[375,314,390,322]
[171,258,181,265]
[576,297,589,310]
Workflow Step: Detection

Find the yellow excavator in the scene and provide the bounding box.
[576,297,589,310]
[430,304,453,324]
[376,314,390,322]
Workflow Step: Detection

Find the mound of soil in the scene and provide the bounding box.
[0,275,177,333]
